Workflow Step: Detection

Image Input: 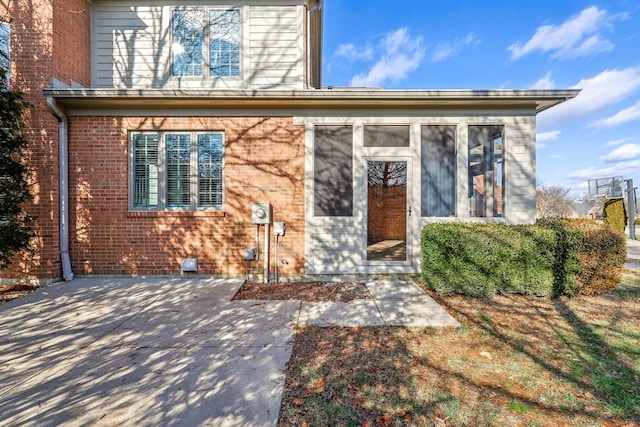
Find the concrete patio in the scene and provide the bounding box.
[0,276,458,426]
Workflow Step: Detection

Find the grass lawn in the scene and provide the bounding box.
[279,269,640,426]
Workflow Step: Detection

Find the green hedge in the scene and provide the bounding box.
[421,219,626,298]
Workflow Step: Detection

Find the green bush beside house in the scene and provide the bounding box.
[421,219,626,298]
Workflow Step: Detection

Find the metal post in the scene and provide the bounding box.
[626,179,635,240]
[274,235,279,283]
[264,224,270,283]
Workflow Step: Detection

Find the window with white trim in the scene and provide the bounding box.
[131,131,224,211]
[468,125,504,217]
[172,8,240,78]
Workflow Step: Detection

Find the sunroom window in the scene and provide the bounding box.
[313,125,353,217]
[468,125,504,217]
[421,125,456,217]
[131,131,224,211]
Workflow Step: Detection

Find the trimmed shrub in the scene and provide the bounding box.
[536,218,583,296]
[568,219,626,295]
[421,222,557,298]
[603,198,627,233]
[421,219,626,298]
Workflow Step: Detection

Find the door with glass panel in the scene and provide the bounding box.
[366,159,410,261]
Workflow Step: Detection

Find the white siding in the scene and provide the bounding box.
[248,5,303,89]
[505,117,537,224]
[92,1,305,89]
[93,4,169,88]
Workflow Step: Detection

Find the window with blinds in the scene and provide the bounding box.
[313,125,354,217]
[131,131,224,211]
[421,125,456,217]
[133,134,159,208]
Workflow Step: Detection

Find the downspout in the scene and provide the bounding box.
[306,1,322,89]
[46,96,74,281]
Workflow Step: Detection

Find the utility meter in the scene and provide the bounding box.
[251,202,272,225]
[274,221,286,236]
[243,248,256,261]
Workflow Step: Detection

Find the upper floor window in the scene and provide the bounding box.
[172,10,203,77]
[172,8,240,79]
[0,21,9,89]
[131,131,224,211]
[210,10,240,77]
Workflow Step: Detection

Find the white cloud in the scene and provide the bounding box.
[508,6,614,60]
[431,33,475,63]
[568,35,614,58]
[536,130,561,148]
[538,67,640,129]
[601,143,640,163]
[334,43,374,61]
[530,71,555,89]
[350,28,425,88]
[590,100,640,127]
[567,160,640,180]
[606,137,634,147]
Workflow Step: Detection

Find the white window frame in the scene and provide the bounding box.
[171,7,242,80]
[129,131,225,212]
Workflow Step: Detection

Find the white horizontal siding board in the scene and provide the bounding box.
[250,26,298,34]
[251,68,301,78]
[250,40,300,49]
[249,7,296,17]
[250,17,298,26]
[251,54,300,62]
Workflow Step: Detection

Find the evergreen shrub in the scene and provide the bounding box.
[421,219,625,298]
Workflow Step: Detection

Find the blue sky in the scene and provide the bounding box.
[321,0,640,197]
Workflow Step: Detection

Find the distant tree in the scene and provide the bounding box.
[0,44,34,269]
[573,193,595,217]
[537,185,575,218]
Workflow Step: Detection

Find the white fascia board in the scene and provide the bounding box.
[43,88,580,113]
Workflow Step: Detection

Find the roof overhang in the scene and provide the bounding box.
[43,88,580,114]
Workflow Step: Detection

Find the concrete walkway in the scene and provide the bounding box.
[626,238,640,267]
[0,276,458,427]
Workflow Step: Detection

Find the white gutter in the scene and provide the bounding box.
[46,96,74,281]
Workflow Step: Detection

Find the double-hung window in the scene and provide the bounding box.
[131,131,224,211]
[172,8,240,78]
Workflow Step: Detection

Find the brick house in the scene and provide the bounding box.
[1,0,578,283]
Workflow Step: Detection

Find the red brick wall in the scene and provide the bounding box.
[67,116,305,276]
[53,0,91,87]
[0,0,91,281]
[367,185,407,242]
